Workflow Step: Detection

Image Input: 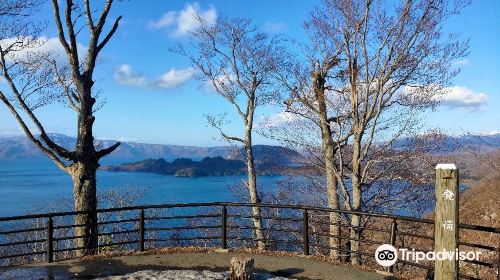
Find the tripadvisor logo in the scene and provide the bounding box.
[375,244,482,267]
[375,244,398,266]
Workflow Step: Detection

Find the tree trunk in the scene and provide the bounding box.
[326,171,341,259]
[350,136,362,265]
[70,83,99,257]
[230,257,254,280]
[315,76,341,260]
[320,121,341,260]
[245,126,265,250]
[71,161,99,256]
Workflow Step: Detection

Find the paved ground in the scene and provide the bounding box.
[0,252,389,280]
[94,269,293,280]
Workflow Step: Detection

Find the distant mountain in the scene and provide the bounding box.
[227,145,301,166]
[393,133,500,154]
[0,134,300,165]
[0,133,231,160]
[0,135,43,159]
[1,133,497,161]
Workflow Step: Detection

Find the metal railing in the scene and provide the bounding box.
[0,202,498,279]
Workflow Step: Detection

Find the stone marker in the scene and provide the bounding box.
[230,256,254,280]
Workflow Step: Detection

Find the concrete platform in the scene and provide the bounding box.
[0,252,389,280]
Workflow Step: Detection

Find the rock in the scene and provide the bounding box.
[230,257,254,280]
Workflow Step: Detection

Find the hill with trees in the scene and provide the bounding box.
[100,154,299,177]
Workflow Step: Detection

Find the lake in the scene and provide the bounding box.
[0,158,446,219]
[0,159,284,218]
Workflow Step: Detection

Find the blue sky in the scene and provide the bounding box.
[0,0,498,146]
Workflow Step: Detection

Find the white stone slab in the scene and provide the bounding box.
[435,164,457,170]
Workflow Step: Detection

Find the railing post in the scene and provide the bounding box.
[46,215,53,263]
[338,219,343,261]
[303,209,309,255]
[221,205,227,249]
[139,209,145,252]
[388,219,398,273]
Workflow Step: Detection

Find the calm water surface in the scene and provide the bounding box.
[0,159,283,217]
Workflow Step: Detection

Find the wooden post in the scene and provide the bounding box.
[434,164,459,280]
[303,209,310,255]
[139,209,145,252]
[230,256,254,280]
[46,215,53,263]
[222,205,227,249]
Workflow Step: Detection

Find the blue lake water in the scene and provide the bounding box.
[0,158,451,219]
[0,159,284,218]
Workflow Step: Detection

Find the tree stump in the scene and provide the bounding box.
[230,257,254,280]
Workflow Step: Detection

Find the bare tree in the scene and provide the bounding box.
[307,0,469,264]
[175,16,285,250]
[273,44,352,259]
[0,0,122,256]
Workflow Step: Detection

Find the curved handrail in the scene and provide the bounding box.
[0,202,498,233]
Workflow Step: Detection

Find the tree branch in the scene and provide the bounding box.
[96,15,121,54]
[0,91,69,171]
[0,50,76,161]
[221,132,245,144]
[83,0,95,32]
[64,0,80,71]
[51,0,71,55]
[97,141,121,159]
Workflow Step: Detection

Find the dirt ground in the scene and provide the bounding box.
[0,252,389,280]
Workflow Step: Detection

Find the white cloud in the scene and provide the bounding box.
[453,59,469,66]
[480,131,500,136]
[264,21,286,33]
[202,72,236,93]
[114,64,195,89]
[149,2,217,37]
[149,11,177,29]
[0,36,85,66]
[114,64,148,87]
[440,86,488,110]
[262,112,300,127]
[157,68,196,88]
